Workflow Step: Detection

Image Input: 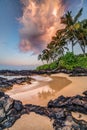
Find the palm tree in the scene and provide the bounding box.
[39,49,50,64]
[47,31,68,62]
[61,8,83,54]
[73,20,87,56]
[38,8,87,64]
[38,54,43,64]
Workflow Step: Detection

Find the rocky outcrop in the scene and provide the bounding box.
[0,77,31,91]
[0,67,87,76]
[70,67,87,76]
[1,91,87,129]
[48,93,87,114]
[0,92,28,130]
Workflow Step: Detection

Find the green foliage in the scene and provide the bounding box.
[37,53,87,71]
[36,61,58,71]
[59,52,87,70]
[37,9,87,71]
[49,61,58,70]
[59,52,77,70]
[36,64,50,71]
[76,56,87,68]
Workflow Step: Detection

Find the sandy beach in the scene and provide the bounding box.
[9,113,54,130]
[6,73,87,130]
[6,74,71,105]
[53,73,87,97]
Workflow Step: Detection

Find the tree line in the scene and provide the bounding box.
[38,8,87,64]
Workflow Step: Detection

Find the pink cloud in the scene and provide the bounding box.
[19,0,66,53]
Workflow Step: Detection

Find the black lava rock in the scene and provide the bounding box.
[13,101,23,111]
[0,92,4,98]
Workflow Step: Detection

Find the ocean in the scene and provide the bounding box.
[0,65,37,70]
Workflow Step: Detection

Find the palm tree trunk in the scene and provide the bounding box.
[79,36,86,57]
[78,42,86,56]
[82,37,86,56]
[42,60,44,65]
[71,41,74,54]
[72,31,86,56]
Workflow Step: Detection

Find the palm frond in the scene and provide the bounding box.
[74,8,83,23]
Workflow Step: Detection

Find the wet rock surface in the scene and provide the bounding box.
[1,91,87,129]
[0,77,31,91]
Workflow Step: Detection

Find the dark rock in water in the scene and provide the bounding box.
[0,76,31,91]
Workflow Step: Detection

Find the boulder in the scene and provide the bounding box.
[14,100,23,111]
[83,91,87,96]
[0,92,4,98]
[1,91,87,129]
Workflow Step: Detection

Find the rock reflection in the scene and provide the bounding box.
[38,90,55,99]
[37,76,71,99]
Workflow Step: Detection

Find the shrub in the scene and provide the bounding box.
[49,61,58,70]
[77,56,87,68]
[36,61,58,71]
[36,64,50,71]
[59,52,87,70]
[36,52,87,71]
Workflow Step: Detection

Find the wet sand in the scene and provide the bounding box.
[52,73,87,97]
[6,73,87,130]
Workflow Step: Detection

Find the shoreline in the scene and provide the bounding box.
[9,113,54,130]
[52,73,87,97]
[6,74,71,105]
[2,73,87,130]
[1,67,87,77]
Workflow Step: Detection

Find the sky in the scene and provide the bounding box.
[0,0,87,68]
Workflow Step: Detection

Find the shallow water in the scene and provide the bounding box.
[0,75,25,80]
[4,74,87,130]
[5,74,71,130]
[5,75,71,106]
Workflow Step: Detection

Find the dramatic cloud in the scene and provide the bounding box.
[19,0,82,53]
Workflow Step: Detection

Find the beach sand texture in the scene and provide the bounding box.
[5,74,87,130]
